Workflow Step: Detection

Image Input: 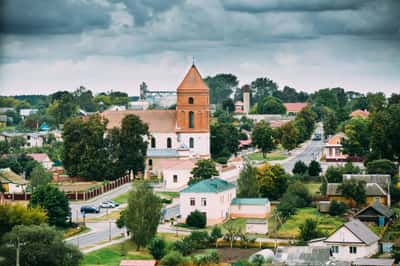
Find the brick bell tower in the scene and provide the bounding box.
[176,64,210,133]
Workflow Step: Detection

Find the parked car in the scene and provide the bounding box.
[99,202,114,208]
[106,200,119,207]
[312,133,322,141]
[80,206,100,214]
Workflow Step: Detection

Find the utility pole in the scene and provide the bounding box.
[16,237,20,266]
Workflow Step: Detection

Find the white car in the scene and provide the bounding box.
[99,202,114,208]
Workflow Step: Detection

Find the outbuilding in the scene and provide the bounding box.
[230,198,270,219]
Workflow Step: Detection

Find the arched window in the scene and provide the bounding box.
[188,97,194,104]
[189,137,194,148]
[189,111,195,128]
[151,137,156,148]
[167,137,172,148]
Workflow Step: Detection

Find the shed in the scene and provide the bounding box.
[230,198,271,219]
[355,201,394,226]
[246,219,268,234]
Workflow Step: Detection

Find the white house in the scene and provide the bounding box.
[19,108,38,119]
[323,219,380,262]
[179,178,236,226]
[230,198,271,219]
[0,168,28,193]
[28,153,53,170]
[323,132,348,162]
[159,159,196,190]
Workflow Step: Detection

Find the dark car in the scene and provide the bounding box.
[312,133,322,141]
[80,206,100,214]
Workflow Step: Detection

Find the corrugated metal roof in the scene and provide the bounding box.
[231,198,269,206]
[181,178,235,193]
[344,219,379,245]
[353,258,394,266]
[356,201,394,218]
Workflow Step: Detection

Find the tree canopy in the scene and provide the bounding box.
[252,121,275,157]
[189,159,218,185]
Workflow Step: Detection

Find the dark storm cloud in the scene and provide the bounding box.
[222,0,371,13]
[0,0,113,34]
[115,0,185,26]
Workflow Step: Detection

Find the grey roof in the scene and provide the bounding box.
[353,258,394,266]
[0,115,7,122]
[279,246,331,266]
[327,182,387,196]
[343,174,390,191]
[343,219,380,245]
[147,148,178,158]
[356,201,394,218]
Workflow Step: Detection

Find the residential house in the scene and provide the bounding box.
[0,131,59,148]
[350,109,370,118]
[19,108,38,119]
[323,133,348,162]
[345,174,391,206]
[355,201,394,226]
[179,178,236,225]
[0,115,7,128]
[283,102,308,116]
[0,168,28,193]
[324,219,380,262]
[246,219,268,234]
[353,258,394,266]
[159,159,196,190]
[28,153,53,170]
[230,198,271,219]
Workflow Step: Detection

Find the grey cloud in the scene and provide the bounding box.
[222,0,371,13]
[0,0,113,34]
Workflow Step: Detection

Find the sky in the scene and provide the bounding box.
[0,0,399,96]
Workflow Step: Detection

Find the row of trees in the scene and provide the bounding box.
[62,114,148,180]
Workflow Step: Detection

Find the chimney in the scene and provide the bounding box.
[242,85,251,114]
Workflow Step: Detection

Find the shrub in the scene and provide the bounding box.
[186,210,206,228]
[160,251,185,266]
[148,237,166,260]
[216,157,228,165]
[188,231,210,249]
[299,219,322,241]
[366,159,397,177]
[308,160,322,176]
[292,160,308,175]
[172,238,193,256]
[250,254,265,266]
[329,200,348,216]
[325,166,343,182]
[210,226,223,243]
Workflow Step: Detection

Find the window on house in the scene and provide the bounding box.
[148,159,153,168]
[331,246,339,253]
[167,137,172,148]
[173,175,178,183]
[189,111,195,128]
[188,97,194,104]
[190,198,195,206]
[201,198,207,206]
[349,246,357,254]
[189,137,194,148]
[151,137,156,148]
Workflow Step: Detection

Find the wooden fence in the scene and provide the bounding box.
[4,175,131,201]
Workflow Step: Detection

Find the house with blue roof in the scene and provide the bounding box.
[180,178,236,226]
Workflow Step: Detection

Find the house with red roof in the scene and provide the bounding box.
[350,109,369,118]
[283,102,308,115]
[323,133,348,162]
[28,153,53,170]
[234,100,244,113]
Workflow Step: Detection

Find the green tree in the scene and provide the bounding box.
[366,159,397,177]
[204,74,239,104]
[323,109,338,138]
[256,96,286,114]
[299,219,321,241]
[186,210,206,228]
[292,161,308,175]
[252,121,275,157]
[29,185,70,227]
[30,164,52,191]
[0,204,47,238]
[210,122,240,159]
[366,92,386,113]
[8,136,26,152]
[0,141,9,155]
[0,224,82,266]
[277,182,311,219]
[308,160,322,177]
[342,117,370,157]
[222,98,235,113]
[160,251,185,266]
[73,86,97,112]
[125,182,162,250]
[257,163,288,200]
[251,77,278,103]
[210,226,223,243]
[280,121,299,151]
[189,159,218,185]
[237,163,259,197]
[325,166,343,183]
[338,179,366,206]
[329,200,348,216]
[148,237,166,260]
[47,92,78,125]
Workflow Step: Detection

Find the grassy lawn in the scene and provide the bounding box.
[247,151,287,161]
[271,207,345,239]
[112,193,129,204]
[156,191,180,199]
[81,240,152,266]
[85,209,122,222]
[304,182,322,196]
[223,218,247,232]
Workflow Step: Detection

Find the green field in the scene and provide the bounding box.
[81,240,152,266]
[247,152,287,161]
[156,191,180,199]
[304,182,322,196]
[270,207,345,239]
[112,193,129,204]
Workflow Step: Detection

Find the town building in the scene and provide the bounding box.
[158,159,196,190]
[323,219,379,262]
[350,109,370,118]
[0,168,28,193]
[179,178,236,225]
[355,201,394,226]
[323,132,348,162]
[19,108,38,119]
[245,219,268,234]
[28,153,53,170]
[230,198,271,219]
[102,65,210,175]
[283,102,308,116]
[234,101,244,113]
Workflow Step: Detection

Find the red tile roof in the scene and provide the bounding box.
[177,65,208,92]
[28,153,51,162]
[159,159,196,170]
[120,260,156,266]
[350,109,369,118]
[283,102,308,113]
